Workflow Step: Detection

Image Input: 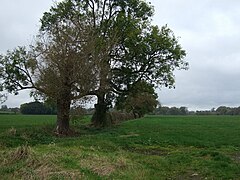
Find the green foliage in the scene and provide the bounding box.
[20,101,57,115]
[155,106,188,115]
[40,0,187,109]
[0,47,36,95]
[215,106,240,115]
[111,24,188,91]
[1,105,8,111]
[116,81,159,117]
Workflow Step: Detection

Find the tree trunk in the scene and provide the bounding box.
[55,95,71,136]
[91,93,111,127]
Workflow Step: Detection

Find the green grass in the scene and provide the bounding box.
[0,115,240,179]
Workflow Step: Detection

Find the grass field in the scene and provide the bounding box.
[0,115,240,179]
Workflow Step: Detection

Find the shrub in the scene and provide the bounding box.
[107,111,136,124]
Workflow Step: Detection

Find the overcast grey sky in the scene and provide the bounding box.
[1,0,240,110]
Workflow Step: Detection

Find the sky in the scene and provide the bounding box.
[0,0,240,110]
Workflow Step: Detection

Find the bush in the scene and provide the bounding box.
[107,111,136,124]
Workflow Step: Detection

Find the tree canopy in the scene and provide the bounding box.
[116,81,159,117]
[39,0,187,127]
[0,4,100,134]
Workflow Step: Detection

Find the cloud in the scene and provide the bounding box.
[0,1,51,52]
[149,0,240,110]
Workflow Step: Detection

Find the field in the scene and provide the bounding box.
[0,115,240,179]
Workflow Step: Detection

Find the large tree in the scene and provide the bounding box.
[40,0,188,127]
[0,10,100,135]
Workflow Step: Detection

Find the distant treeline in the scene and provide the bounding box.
[19,101,95,115]
[20,101,57,115]
[0,105,20,114]
[196,106,240,115]
[2,103,240,116]
[153,106,189,115]
[154,106,240,115]
[1,102,94,115]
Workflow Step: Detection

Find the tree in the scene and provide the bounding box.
[168,107,180,115]
[155,106,170,115]
[20,101,56,115]
[41,0,188,127]
[179,106,188,115]
[216,106,228,115]
[20,101,46,115]
[1,105,8,111]
[116,81,159,118]
[0,7,99,135]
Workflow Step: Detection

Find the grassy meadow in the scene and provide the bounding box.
[0,115,240,179]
